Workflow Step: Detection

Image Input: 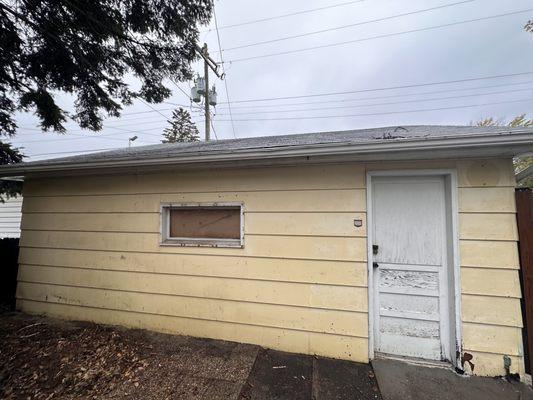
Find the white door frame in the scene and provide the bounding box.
[366,169,462,368]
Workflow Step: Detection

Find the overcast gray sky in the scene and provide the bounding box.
[10,0,533,160]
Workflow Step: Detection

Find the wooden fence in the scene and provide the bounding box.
[517,188,533,376]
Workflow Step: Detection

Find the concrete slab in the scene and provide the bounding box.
[239,348,313,400]
[312,357,382,400]
[372,358,533,400]
[239,348,383,400]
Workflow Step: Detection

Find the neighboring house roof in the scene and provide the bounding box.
[1,125,532,177]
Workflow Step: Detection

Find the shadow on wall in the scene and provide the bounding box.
[0,238,19,310]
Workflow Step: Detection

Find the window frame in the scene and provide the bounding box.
[159,202,244,248]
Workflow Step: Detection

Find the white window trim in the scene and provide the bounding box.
[159,202,244,248]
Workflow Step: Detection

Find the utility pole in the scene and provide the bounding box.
[193,43,223,142]
[203,44,210,142]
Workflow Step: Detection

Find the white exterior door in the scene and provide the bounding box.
[371,176,451,361]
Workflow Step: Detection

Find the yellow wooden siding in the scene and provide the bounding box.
[21,211,365,237]
[19,247,367,287]
[459,351,524,377]
[22,189,366,213]
[456,158,523,377]
[461,295,522,328]
[20,230,367,261]
[459,240,519,269]
[461,268,522,298]
[458,187,516,213]
[17,158,524,376]
[23,164,365,196]
[17,282,368,337]
[457,159,516,187]
[18,162,369,364]
[17,265,367,312]
[462,323,523,357]
[459,213,518,241]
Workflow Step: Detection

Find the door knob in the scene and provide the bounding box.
[373,262,379,268]
[373,244,379,255]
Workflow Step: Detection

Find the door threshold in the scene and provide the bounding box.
[374,352,453,370]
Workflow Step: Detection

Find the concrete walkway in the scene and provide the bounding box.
[372,358,533,400]
[239,348,381,399]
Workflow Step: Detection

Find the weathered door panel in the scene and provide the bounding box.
[372,176,450,361]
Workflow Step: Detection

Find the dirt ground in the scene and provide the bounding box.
[0,311,382,399]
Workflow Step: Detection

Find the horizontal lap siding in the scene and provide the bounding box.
[21,212,366,237]
[17,282,368,337]
[457,159,523,376]
[0,197,22,238]
[17,159,525,374]
[22,190,366,213]
[18,163,369,362]
[19,231,367,261]
[17,265,368,312]
[19,248,367,287]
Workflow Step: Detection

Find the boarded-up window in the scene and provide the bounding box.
[169,208,240,239]
[161,204,243,247]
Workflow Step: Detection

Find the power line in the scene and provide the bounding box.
[203,0,364,32]
[218,71,533,104]
[213,6,236,139]
[220,0,474,52]
[138,98,170,120]
[18,122,167,138]
[22,86,531,136]
[210,97,533,121]
[170,79,194,101]
[15,77,533,134]
[16,106,200,136]
[212,87,533,116]
[15,121,169,137]
[214,80,533,110]
[225,9,533,63]
[121,105,189,116]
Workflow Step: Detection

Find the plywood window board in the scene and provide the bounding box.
[160,203,243,248]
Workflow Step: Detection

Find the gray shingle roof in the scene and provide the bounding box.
[16,125,533,167]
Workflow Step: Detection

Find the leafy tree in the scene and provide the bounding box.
[475,114,533,188]
[162,108,200,143]
[0,0,213,198]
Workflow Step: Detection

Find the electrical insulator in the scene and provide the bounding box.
[208,86,217,106]
[191,86,201,103]
[196,77,206,95]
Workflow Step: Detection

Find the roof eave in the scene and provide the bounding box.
[1,132,532,177]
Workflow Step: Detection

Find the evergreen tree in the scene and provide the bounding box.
[162,108,200,143]
[0,0,213,198]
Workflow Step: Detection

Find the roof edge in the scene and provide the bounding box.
[1,131,532,177]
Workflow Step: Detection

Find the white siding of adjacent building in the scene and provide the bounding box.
[0,196,22,238]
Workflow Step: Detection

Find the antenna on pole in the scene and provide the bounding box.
[191,43,223,141]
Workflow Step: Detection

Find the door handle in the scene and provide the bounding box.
[373,262,379,269]
[373,244,379,255]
